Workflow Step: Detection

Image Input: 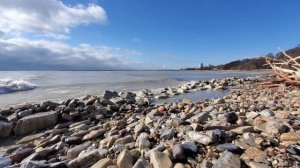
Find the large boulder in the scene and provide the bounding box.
[0,121,14,137]
[13,111,58,135]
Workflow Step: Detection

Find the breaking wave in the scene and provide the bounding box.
[0,79,37,94]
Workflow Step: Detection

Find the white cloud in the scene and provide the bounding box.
[131,37,141,44]
[0,0,107,38]
[0,38,142,70]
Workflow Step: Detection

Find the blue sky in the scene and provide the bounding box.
[0,0,299,70]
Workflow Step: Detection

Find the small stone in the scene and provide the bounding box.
[230,126,254,134]
[172,144,185,160]
[216,143,242,154]
[160,128,175,140]
[212,151,241,168]
[174,163,186,168]
[220,112,238,124]
[150,151,172,168]
[181,141,198,155]
[0,121,14,137]
[115,135,134,145]
[68,149,102,168]
[260,109,275,117]
[242,147,267,162]
[189,112,209,124]
[65,136,82,145]
[117,149,133,168]
[280,132,300,141]
[134,124,146,136]
[186,131,213,145]
[82,129,106,140]
[132,158,151,168]
[10,147,34,163]
[91,158,113,168]
[158,106,166,112]
[67,141,92,159]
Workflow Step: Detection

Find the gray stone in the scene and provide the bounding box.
[82,129,106,140]
[0,121,14,137]
[189,112,209,124]
[186,131,213,145]
[212,151,241,168]
[103,90,119,99]
[117,149,133,168]
[115,135,134,145]
[181,141,198,155]
[14,111,58,135]
[68,149,102,168]
[0,157,12,167]
[10,147,34,163]
[216,143,242,154]
[160,128,175,140]
[150,151,172,168]
[132,158,151,168]
[172,144,185,160]
[260,109,275,117]
[64,136,82,145]
[67,141,92,159]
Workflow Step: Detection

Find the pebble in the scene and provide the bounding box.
[212,151,241,168]
[117,149,133,168]
[150,151,172,168]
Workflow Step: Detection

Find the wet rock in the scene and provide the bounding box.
[132,158,151,168]
[117,149,133,168]
[82,129,106,141]
[172,144,185,160]
[91,158,113,168]
[212,151,241,168]
[0,121,14,137]
[150,151,172,168]
[14,111,58,135]
[186,131,213,145]
[103,90,119,99]
[68,149,102,168]
[280,132,300,141]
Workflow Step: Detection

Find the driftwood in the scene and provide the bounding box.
[265,49,300,85]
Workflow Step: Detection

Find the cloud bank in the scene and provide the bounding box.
[0,38,141,70]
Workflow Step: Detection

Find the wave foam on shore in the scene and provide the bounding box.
[0,79,37,94]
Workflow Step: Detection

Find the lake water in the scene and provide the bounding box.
[0,71,266,108]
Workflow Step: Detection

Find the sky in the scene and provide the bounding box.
[0,0,300,70]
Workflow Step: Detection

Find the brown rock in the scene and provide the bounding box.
[91,158,113,168]
[158,106,166,112]
[280,132,300,141]
[242,147,267,162]
[82,129,106,141]
[117,149,133,168]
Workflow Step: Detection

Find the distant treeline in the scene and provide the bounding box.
[184,45,300,70]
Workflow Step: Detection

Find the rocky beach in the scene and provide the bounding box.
[1,74,300,168]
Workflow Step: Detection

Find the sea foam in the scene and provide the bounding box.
[0,79,37,94]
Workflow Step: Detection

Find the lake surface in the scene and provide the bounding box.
[0,70,266,108]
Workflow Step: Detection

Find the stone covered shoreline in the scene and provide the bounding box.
[1,75,300,168]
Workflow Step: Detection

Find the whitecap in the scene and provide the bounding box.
[0,79,37,94]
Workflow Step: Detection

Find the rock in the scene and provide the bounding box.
[115,135,134,145]
[158,106,166,112]
[248,161,271,168]
[160,128,175,140]
[68,149,102,168]
[280,132,300,141]
[219,112,238,124]
[0,121,14,137]
[0,157,12,167]
[91,158,113,168]
[287,146,300,155]
[117,149,133,168]
[150,151,172,168]
[13,111,58,135]
[64,136,82,145]
[10,147,34,163]
[183,99,192,105]
[230,126,254,134]
[186,131,213,145]
[263,121,289,135]
[134,124,146,136]
[216,143,242,154]
[202,106,214,112]
[172,144,185,160]
[174,163,185,168]
[18,109,33,118]
[189,112,209,124]
[181,141,197,155]
[103,90,119,99]
[212,151,241,168]
[82,129,106,140]
[67,141,92,159]
[246,112,259,120]
[132,158,151,168]
[21,160,48,168]
[213,129,226,143]
[242,147,267,162]
[260,109,275,117]
[145,145,165,158]
[17,133,44,144]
